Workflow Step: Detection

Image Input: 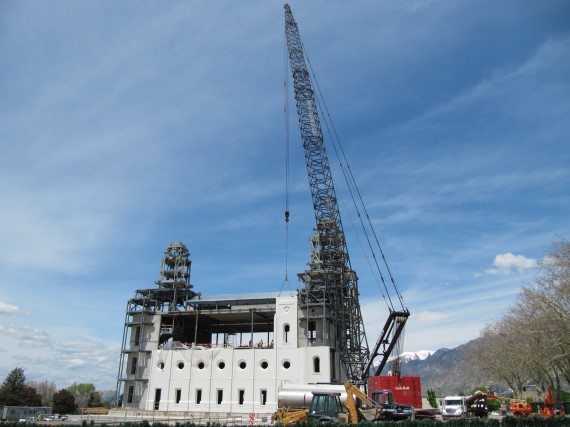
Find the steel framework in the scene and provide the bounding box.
[285,4,369,383]
[115,242,196,406]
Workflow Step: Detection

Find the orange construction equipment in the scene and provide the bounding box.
[509,384,565,417]
[538,384,565,417]
[510,401,533,417]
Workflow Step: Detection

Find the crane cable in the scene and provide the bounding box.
[281,35,292,295]
[302,45,407,312]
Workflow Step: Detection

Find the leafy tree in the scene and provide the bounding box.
[53,389,77,414]
[427,388,438,408]
[467,386,502,412]
[67,383,96,408]
[487,399,502,412]
[27,380,57,406]
[20,385,43,406]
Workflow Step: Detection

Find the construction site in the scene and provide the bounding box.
[113,4,412,422]
[111,4,569,425]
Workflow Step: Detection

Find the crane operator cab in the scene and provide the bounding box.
[309,392,346,423]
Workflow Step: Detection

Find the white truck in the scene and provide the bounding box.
[440,395,467,418]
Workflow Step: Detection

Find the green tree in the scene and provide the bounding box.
[67,383,96,408]
[2,367,26,394]
[0,368,41,406]
[20,386,43,406]
[427,389,438,408]
[467,386,502,412]
[28,380,57,406]
[53,389,77,414]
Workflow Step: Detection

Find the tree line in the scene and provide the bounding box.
[468,238,570,401]
[0,367,115,413]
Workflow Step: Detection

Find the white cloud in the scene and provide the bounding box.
[415,311,448,323]
[68,359,87,368]
[0,331,120,389]
[0,301,21,315]
[484,252,537,275]
[0,324,53,348]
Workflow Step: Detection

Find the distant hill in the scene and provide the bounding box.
[373,339,508,397]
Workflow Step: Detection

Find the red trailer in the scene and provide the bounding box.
[368,376,423,409]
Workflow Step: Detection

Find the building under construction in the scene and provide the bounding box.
[115,4,408,418]
[115,241,351,414]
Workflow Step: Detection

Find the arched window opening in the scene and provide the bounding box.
[308,320,316,343]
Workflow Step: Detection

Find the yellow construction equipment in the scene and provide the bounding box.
[272,406,310,425]
[273,382,387,424]
[272,390,344,425]
[344,382,383,421]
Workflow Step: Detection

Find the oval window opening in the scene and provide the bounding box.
[197,361,205,370]
[177,361,185,369]
[283,324,290,343]
[282,360,291,369]
[218,361,226,370]
[260,361,269,370]
[239,361,247,370]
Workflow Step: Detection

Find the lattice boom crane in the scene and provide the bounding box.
[284,4,369,383]
[284,4,409,384]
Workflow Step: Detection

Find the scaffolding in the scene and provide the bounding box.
[115,242,196,406]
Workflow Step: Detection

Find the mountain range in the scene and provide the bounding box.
[375,339,507,397]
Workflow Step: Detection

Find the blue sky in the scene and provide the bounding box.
[1,1,569,391]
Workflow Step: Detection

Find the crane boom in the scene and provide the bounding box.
[365,309,410,377]
[285,4,410,383]
[284,3,369,383]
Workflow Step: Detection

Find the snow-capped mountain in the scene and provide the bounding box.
[371,350,435,369]
[396,350,435,362]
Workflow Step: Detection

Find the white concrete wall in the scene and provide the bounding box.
[141,294,333,415]
[275,295,298,350]
[145,345,331,413]
[123,313,160,408]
